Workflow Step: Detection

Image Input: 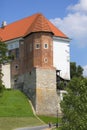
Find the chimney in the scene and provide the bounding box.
[1,21,7,28]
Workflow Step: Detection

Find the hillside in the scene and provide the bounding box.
[0,89,34,117]
[0,89,43,130]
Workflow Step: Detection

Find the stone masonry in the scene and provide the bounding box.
[18,67,61,116]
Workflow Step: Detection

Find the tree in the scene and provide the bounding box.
[70,62,83,79]
[0,41,8,64]
[61,77,87,130]
[0,40,9,93]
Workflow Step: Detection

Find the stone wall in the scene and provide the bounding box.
[17,67,61,116]
[36,68,58,116]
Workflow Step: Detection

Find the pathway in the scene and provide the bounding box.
[14,125,52,130]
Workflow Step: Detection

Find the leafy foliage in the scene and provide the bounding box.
[70,62,83,79]
[0,41,8,64]
[0,41,9,93]
[61,77,87,130]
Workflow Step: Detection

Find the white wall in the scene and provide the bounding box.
[2,64,11,88]
[53,37,70,80]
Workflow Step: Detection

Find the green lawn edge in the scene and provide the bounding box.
[0,89,61,130]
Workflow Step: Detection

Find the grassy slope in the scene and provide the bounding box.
[0,89,43,130]
[0,89,34,117]
[0,89,61,130]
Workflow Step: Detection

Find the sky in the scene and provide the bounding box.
[0,0,87,76]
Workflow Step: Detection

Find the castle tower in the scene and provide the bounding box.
[19,14,58,116]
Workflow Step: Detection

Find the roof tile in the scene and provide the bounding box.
[0,13,68,41]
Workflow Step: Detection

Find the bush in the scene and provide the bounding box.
[61,77,87,130]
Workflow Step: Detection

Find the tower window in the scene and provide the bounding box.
[15,65,19,69]
[44,57,48,63]
[44,43,48,49]
[35,43,40,49]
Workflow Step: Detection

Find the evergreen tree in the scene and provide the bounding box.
[61,77,87,130]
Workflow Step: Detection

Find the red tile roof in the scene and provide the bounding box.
[0,13,68,41]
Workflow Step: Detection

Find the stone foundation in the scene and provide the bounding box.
[17,68,61,116]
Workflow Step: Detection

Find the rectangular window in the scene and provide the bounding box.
[35,43,40,49]
[15,48,19,58]
[44,43,48,49]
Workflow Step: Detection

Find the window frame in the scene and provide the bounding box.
[35,43,40,49]
[44,43,48,49]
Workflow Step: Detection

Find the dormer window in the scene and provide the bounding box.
[44,43,48,49]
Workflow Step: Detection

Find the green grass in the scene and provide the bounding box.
[0,117,43,130]
[0,89,34,117]
[0,89,62,130]
[0,89,43,130]
[38,115,61,124]
[38,115,62,130]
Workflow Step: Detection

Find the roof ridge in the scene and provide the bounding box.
[41,15,53,33]
[24,13,54,37]
[39,14,53,32]
[23,13,41,37]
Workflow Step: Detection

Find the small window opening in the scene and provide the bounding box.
[44,58,48,63]
[44,43,48,49]
[15,65,19,69]
[35,43,40,49]
[14,79,17,82]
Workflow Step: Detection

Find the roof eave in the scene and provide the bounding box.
[53,36,71,42]
[23,31,54,38]
[3,36,23,42]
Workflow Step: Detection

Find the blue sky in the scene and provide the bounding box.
[0,0,87,76]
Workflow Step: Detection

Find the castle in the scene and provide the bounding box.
[0,13,70,116]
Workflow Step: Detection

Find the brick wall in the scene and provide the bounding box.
[19,32,53,73]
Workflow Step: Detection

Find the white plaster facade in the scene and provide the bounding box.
[2,63,11,88]
[53,37,70,80]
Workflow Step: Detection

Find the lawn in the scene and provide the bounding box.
[0,89,61,130]
[0,117,43,130]
[0,89,43,130]
[0,89,34,117]
[38,115,61,124]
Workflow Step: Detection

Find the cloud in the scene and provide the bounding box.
[83,65,87,77]
[50,0,87,47]
[67,0,87,13]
